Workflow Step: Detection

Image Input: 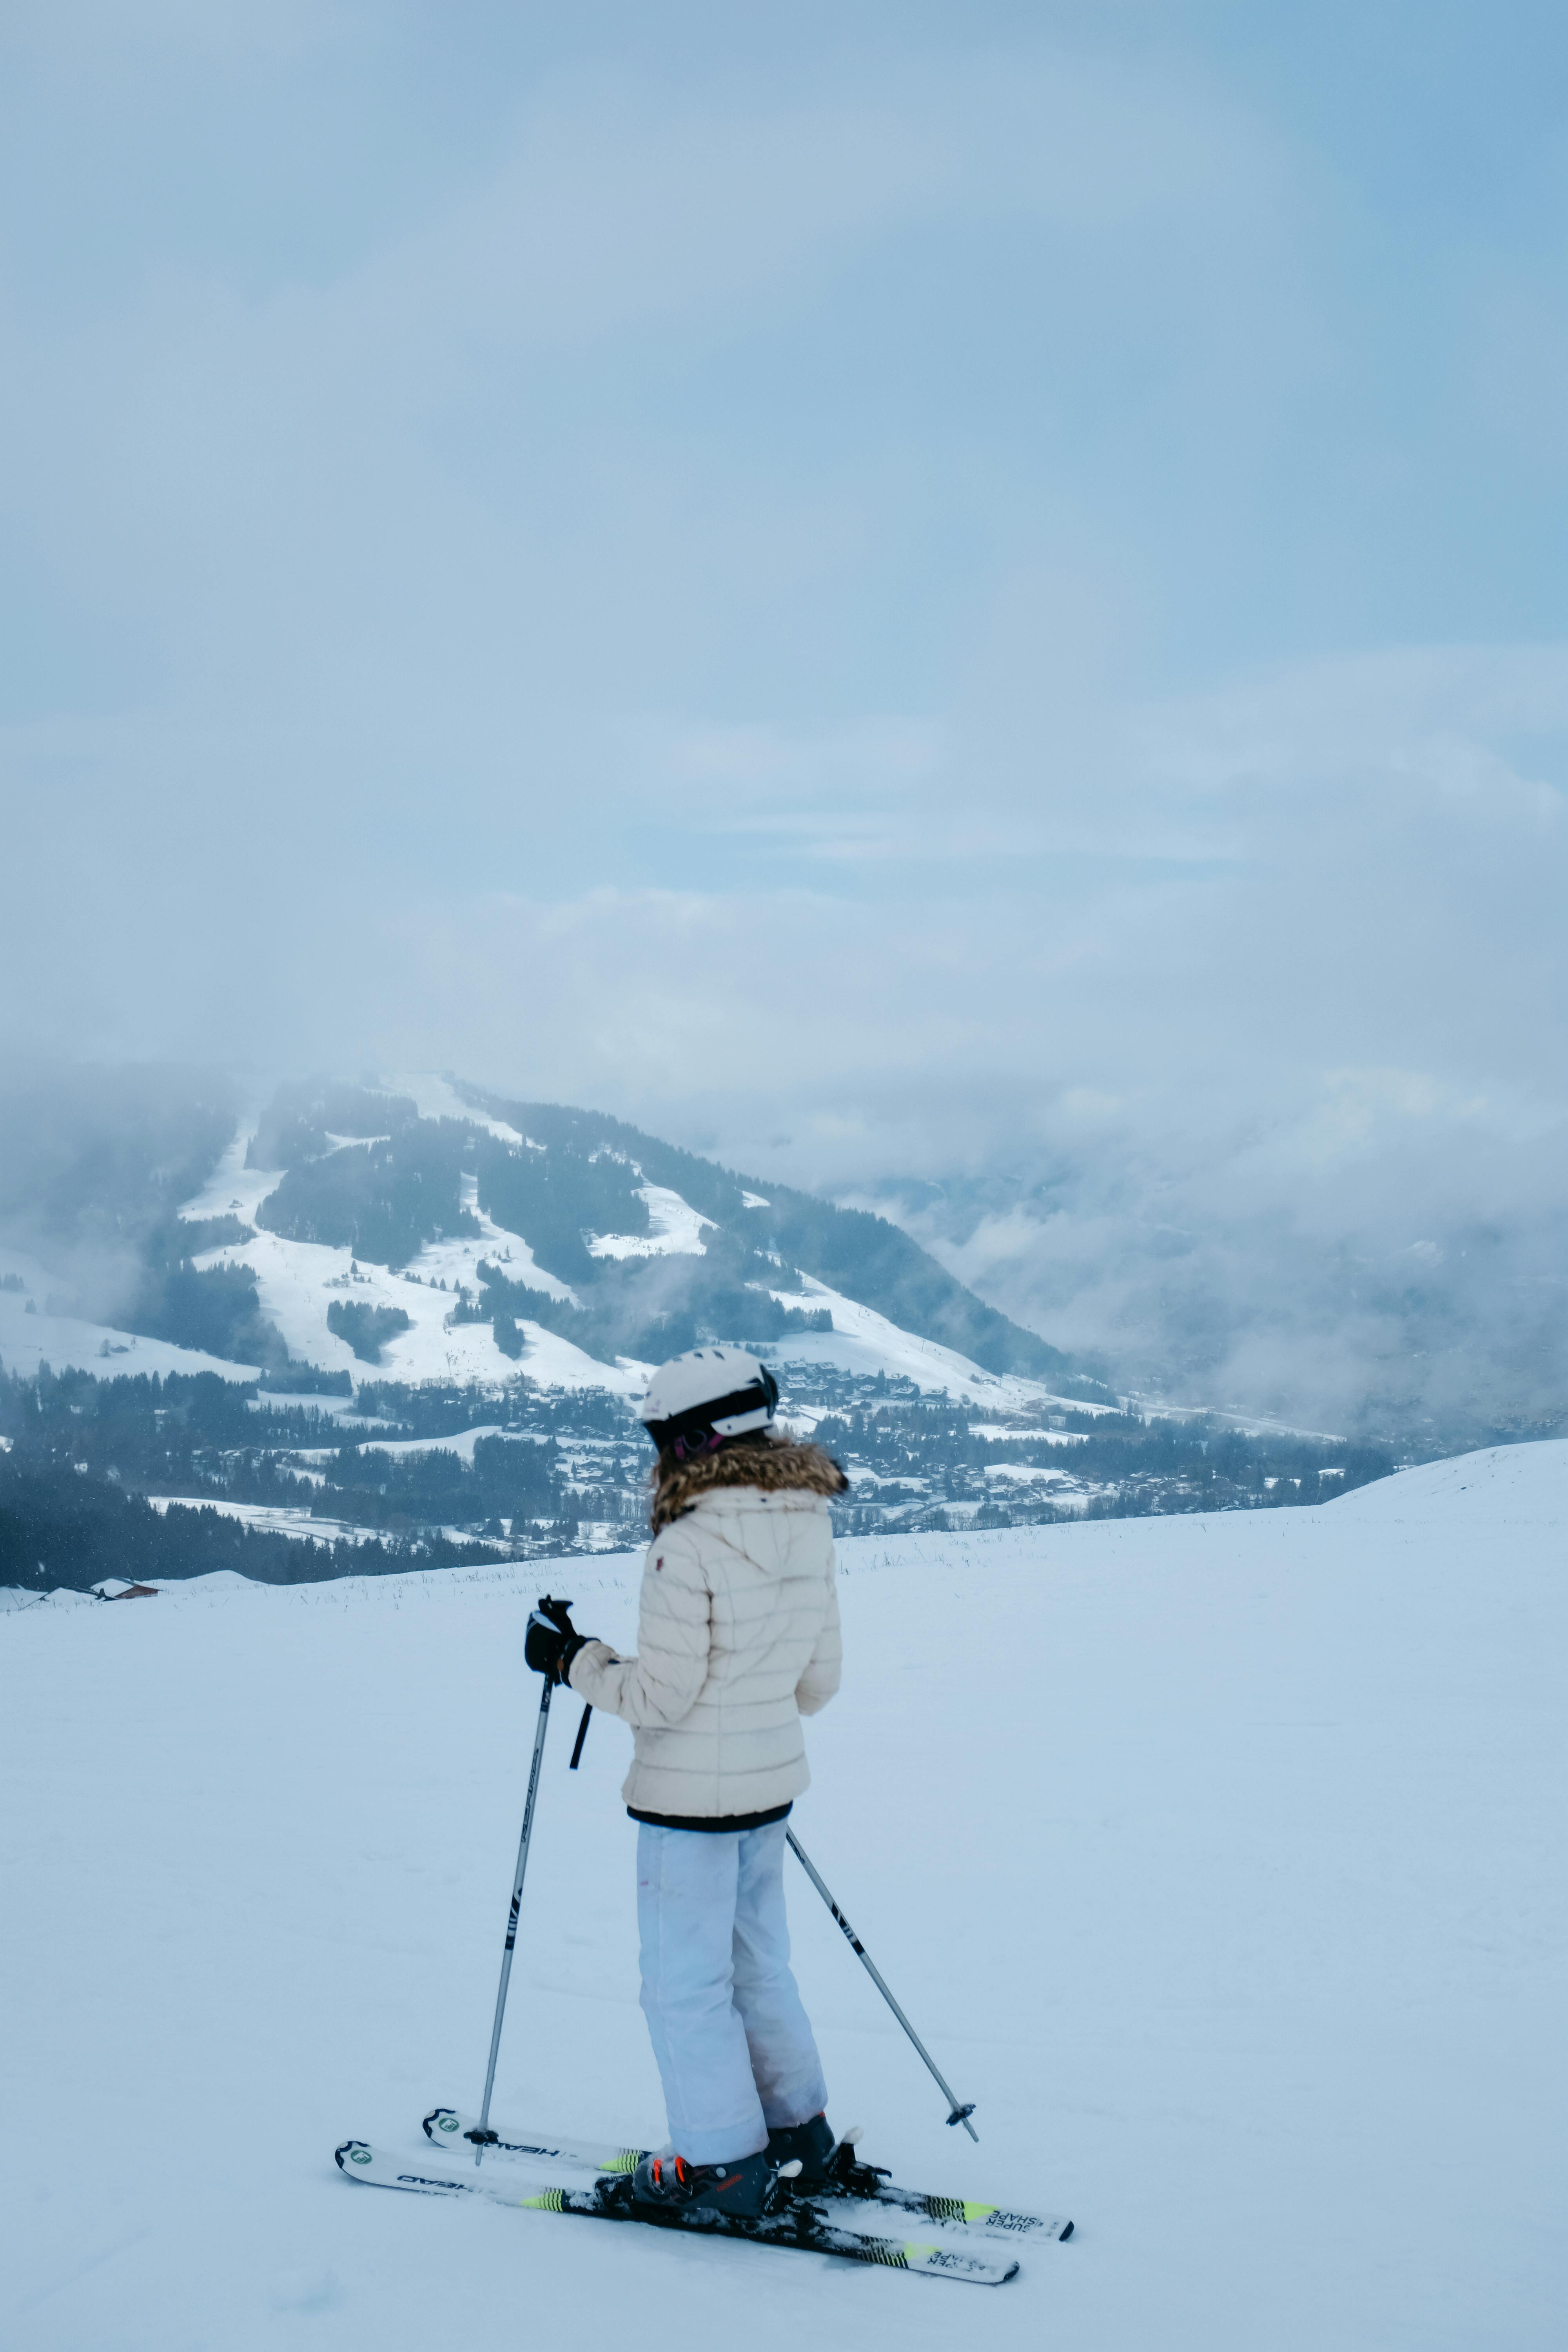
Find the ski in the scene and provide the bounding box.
[335,2141,1018,2284]
[421,2106,1071,2244]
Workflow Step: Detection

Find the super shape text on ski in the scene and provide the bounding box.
[420,2107,1071,2244]
[337,2141,1018,2285]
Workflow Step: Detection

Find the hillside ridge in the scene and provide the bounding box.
[456,1082,1082,1389]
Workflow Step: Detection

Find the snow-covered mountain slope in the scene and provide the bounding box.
[166,1078,1089,1404]
[758,1271,1090,1412]
[380,1073,526,1145]
[0,1069,1101,1411]
[0,1239,258,1384]
[586,1182,713,1259]
[191,1193,641,1395]
[3,1443,1559,2350]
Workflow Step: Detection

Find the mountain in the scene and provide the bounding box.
[0,1066,1097,1404]
[0,1067,1401,1589]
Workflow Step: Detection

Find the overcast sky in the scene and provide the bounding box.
[3,2,1566,1408]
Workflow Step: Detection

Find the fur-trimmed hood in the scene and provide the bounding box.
[572,1428,844,1820]
[650,1430,849,1533]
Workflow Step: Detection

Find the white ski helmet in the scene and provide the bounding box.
[638,1345,780,1455]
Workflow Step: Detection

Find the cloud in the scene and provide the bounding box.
[4,1,332,62]
[1,10,1564,1426]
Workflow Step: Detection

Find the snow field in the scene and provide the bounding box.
[180,1107,1075,1406]
[376,1075,529,1146]
[587,1183,714,1258]
[0,1445,1562,2350]
[764,1272,1066,1409]
[190,1219,635,1396]
[0,1239,259,1386]
[143,1497,384,1545]
[4,1094,1084,1410]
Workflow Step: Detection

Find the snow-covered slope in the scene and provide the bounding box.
[0,1073,1094,1408]
[191,1199,636,1394]
[2,1443,1560,2349]
[587,1183,713,1259]
[174,1097,1072,1404]
[379,1074,526,1145]
[762,1271,1089,1411]
[183,1122,638,1392]
[0,1240,258,1384]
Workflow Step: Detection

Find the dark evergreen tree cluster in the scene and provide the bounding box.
[246,1080,416,1170]
[325,1300,414,1364]
[320,1430,559,1531]
[0,1464,498,1593]
[476,1136,650,1285]
[258,1125,480,1268]
[130,1237,283,1369]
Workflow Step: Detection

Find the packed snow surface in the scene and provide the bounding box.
[3,1445,1562,2350]
[175,1120,279,1227]
[588,1184,713,1259]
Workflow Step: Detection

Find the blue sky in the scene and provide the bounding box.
[2,2,1564,1408]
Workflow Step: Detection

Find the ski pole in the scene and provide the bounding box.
[786,1829,979,2141]
[468,1600,562,2164]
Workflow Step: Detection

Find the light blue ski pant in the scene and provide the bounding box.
[636,1817,828,2166]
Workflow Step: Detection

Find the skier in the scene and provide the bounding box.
[524,1347,848,2220]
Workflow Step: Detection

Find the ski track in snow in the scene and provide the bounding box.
[175,1120,278,1227]
[2,1443,1563,2350]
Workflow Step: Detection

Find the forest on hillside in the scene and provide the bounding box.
[2,1357,1399,1593]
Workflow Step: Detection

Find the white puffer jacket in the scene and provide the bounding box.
[568,1480,842,1822]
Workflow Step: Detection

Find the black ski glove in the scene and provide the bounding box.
[525,1594,593,1687]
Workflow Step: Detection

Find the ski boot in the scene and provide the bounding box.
[764,2113,837,2191]
[629,2147,789,2220]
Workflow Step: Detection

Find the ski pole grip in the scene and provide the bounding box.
[569,1703,592,1770]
